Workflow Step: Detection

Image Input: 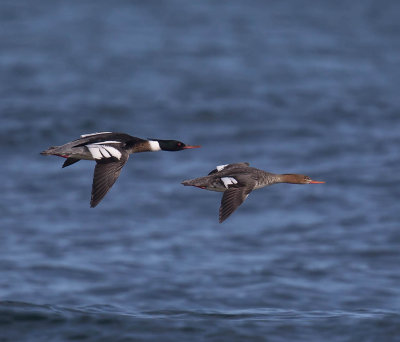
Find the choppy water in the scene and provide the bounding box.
[1,0,400,341]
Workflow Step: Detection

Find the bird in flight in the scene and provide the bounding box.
[182,162,324,223]
[41,132,200,207]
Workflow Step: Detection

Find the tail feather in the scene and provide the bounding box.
[181,179,192,186]
[182,179,199,186]
[181,176,210,188]
[40,146,59,155]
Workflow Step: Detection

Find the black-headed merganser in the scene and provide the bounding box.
[41,132,200,207]
[182,162,324,223]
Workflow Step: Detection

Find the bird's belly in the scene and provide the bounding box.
[204,182,227,192]
[59,147,94,160]
[70,153,94,160]
[205,187,226,192]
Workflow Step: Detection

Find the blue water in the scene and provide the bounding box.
[1,1,400,341]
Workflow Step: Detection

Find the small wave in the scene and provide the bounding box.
[2,301,400,342]
[2,300,399,321]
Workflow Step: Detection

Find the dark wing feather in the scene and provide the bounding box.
[219,186,253,223]
[73,133,143,147]
[208,162,250,175]
[62,158,80,168]
[90,154,129,208]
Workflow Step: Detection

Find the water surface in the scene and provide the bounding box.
[1,1,400,341]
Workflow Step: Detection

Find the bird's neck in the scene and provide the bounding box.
[277,174,304,184]
[126,139,161,153]
[256,172,289,188]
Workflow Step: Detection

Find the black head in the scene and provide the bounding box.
[151,139,201,151]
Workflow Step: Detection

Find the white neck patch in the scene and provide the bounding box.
[148,140,161,152]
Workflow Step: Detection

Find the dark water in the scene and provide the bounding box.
[1,0,400,341]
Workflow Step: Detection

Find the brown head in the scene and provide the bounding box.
[281,174,325,184]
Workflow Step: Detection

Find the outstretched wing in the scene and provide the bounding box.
[73,132,142,147]
[90,153,129,208]
[219,186,253,223]
[208,162,250,175]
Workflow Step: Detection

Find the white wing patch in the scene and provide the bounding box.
[217,164,228,172]
[221,177,238,188]
[87,145,102,159]
[87,144,122,160]
[93,141,120,145]
[104,146,121,158]
[80,132,112,138]
[99,147,110,158]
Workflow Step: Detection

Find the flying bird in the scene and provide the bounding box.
[41,132,200,207]
[182,162,324,223]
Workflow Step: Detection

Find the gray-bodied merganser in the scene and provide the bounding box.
[41,132,200,207]
[182,162,324,223]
